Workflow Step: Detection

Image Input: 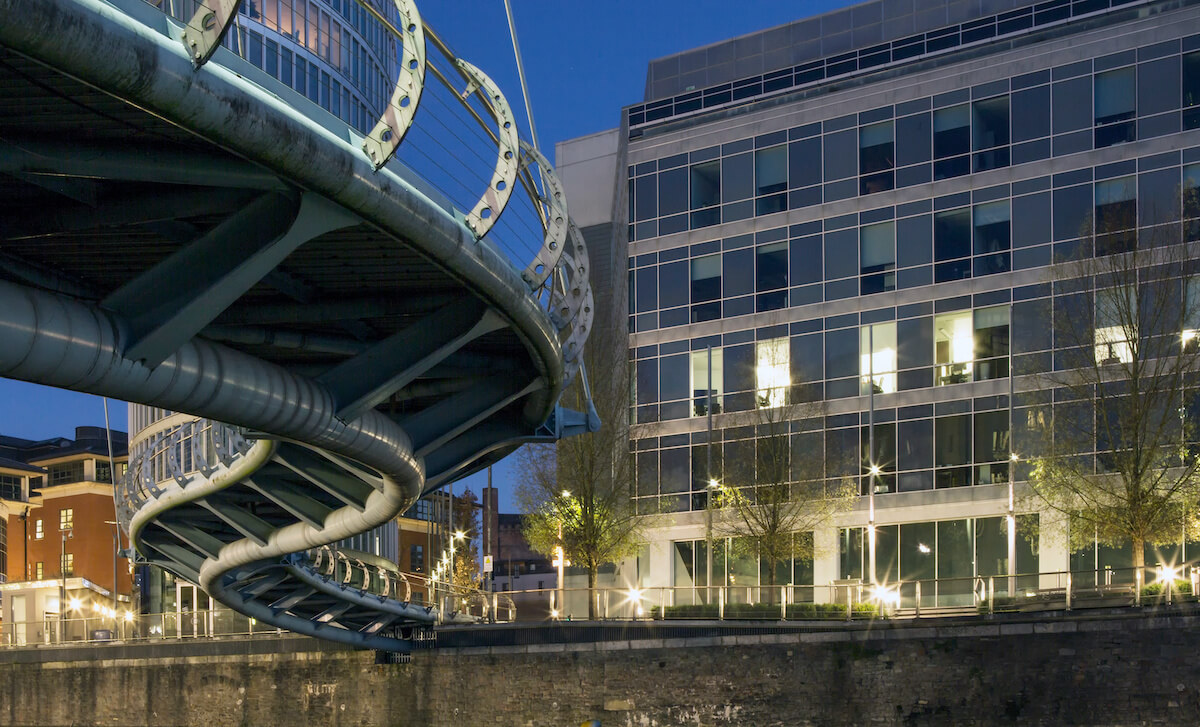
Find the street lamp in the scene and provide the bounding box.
[1008,452,1019,596]
[705,478,719,605]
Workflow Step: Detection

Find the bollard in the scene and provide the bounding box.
[988,576,994,615]
[1136,569,1142,606]
[846,585,853,622]
[780,586,787,621]
[1065,573,1072,611]
[718,587,725,620]
[915,581,921,619]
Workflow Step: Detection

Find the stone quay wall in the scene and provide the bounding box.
[1,609,1198,726]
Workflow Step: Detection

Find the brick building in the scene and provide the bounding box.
[0,426,129,644]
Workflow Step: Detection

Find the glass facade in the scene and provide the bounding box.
[148,0,396,135]
[606,0,1200,594]
[628,40,1200,244]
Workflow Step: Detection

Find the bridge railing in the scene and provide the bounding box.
[494,565,1200,622]
[0,608,287,648]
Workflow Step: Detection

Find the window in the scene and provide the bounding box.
[973,411,1010,485]
[1184,52,1200,129]
[690,160,720,228]
[755,338,789,409]
[755,146,787,215]
[34,519,43,540]
[0,474,21,501]
[95,460,113,484]
[1095,285,1136,365]
[860,322,897,395]
[1095,177,1136,255]
[934,208,971,282]
[860,222,895,295]
[690,349,724,416]
[1094,67,1136,148]
[48,462,83,486]
[658,167,688,218]
[934,310,973,385]
[756,242,788,309]
[632,175,656,222]
[859,121,894,194]
[973,306,1010,381]
[933,105,970,179]
[721,153,753,203]
[61,553,73,577]
[59,508,73,531]
[410,544,424,572]
[971,96,1009,171]
[972,201,1011,276]
[934,414,971,488]
[1184,278,1200,348]
[34,562,43,579]
[690,254,721,322]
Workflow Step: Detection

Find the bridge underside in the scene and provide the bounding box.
[0,0,588,650]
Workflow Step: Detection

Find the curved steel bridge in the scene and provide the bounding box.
[0,0,595,650]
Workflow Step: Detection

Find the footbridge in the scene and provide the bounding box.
[0,0,595,651]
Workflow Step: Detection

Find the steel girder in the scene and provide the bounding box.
[0,0,596,650]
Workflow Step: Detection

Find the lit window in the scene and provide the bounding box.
[34,562,43,579]
[935,311,974,385]
[755,338,790,409]
[59,508,73,531]
[62,553,73,577]
[690,348,724,416]
[1095,286,1136,364]
[1184,278,1200,347]
[860,322,897,394]
[34,519,43,539]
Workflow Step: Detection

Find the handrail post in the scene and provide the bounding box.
[1065,572,1072,611]
[915,581,921,619]
[988,576,994,615]
[718,587,725,620]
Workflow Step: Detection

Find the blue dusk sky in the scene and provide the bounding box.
[0,0,856,510]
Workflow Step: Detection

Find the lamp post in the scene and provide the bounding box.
[554,491,570,619]
[705,345,714,603]
[1008,452,1019,597]
[59,529,71,642]
[867,325,877,587]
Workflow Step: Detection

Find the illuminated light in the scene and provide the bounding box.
[870,585,900,608]
[707,479,719,489]
[1156,565,1180,585]
[68,598,82,612]
[1010,452,1020,462]
[124,610,134,622]
[453,531,465,540]
[1184,329,1197,345]
[561,490,571,498]
[550,609,559,619]
[917,543,931,554]
[868,464,881,476]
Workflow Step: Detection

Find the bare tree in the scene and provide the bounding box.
[515,321,644,617]
[1025,200,1200,575]
[712,345,857,592]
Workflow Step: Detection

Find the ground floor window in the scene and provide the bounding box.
[839,515,1038,606]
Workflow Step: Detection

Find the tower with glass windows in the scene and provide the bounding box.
[558,0,1200,606]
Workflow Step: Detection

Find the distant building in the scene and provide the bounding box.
[0,426,130,644]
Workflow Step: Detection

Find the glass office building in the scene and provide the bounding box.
[558,0,1200,602]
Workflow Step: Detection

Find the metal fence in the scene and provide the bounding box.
[1,565,1195,649]
[494,564,1200,622]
